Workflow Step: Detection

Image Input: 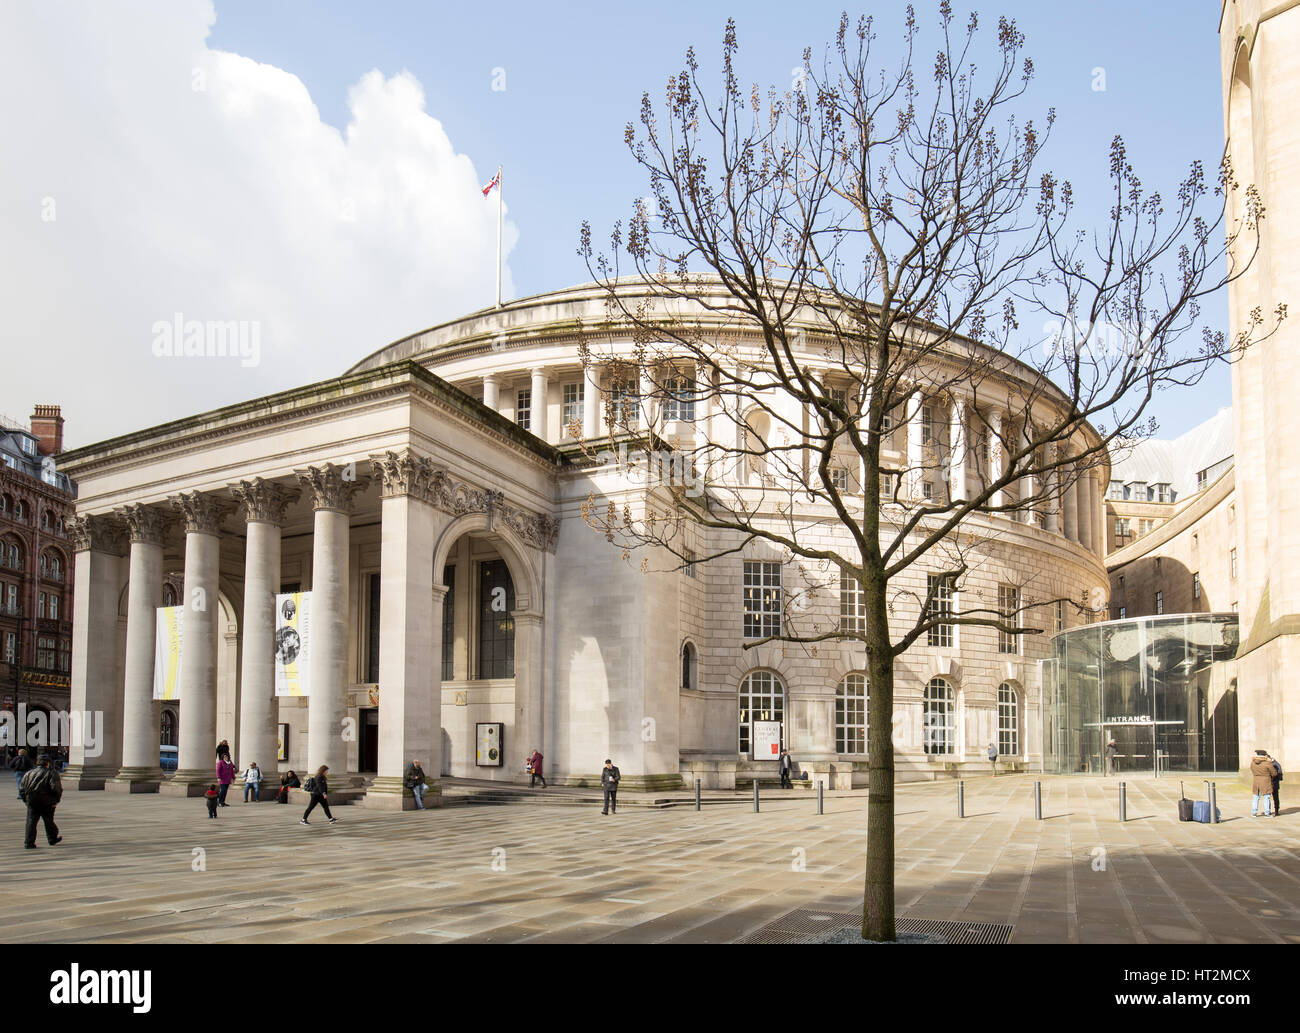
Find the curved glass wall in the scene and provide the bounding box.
[1042,614,1239,775]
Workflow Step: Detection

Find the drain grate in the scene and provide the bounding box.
[742,908,1013,944]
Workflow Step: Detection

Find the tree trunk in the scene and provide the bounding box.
[862,568,896,941]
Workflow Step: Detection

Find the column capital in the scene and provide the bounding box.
[369,450,438,501]
[116,503,173,546]
[295,463,370,513]
[231,478,300,525]
[68,513,128,555]
[171,491,235,534]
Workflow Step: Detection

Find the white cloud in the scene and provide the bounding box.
[0,0,516,447]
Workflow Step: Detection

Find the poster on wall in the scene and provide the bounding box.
[476,722,504,767]
[276,723,289,762]
[274,592,311,697]
[752,720,782,760]
[152,606,184,700]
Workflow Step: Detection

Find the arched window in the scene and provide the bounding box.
[923,677,955,755]
[160,710,177,747]
[13,500,26,522]
[41,510,53,531]
[998,682,1019,757]
[681,641,697,689]
[836,673,868,754]
[738,670,785,755]
[162,585,177,607]
[0,494,8,515]
[3,541,19,569]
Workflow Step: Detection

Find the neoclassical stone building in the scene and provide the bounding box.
[58,280,1110,803]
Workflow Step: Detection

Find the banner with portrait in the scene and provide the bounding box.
[275,591,311,697]
[152,606,184,700]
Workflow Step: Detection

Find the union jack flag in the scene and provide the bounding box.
[482,168,501,197]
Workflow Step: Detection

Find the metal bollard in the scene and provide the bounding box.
[1034,780,1043,821]
[1209,781,1219,824]
[753,780,760,813]
[695,777,701,812]
[817,780,824,816]
[1119,781,1127,822]
[958,779,965,818]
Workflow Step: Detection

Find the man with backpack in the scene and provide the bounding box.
[20,752,63,849]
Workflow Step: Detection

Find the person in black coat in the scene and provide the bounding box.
[779,749,793,789]
[277,769,301,804]
[10,747,33,799]
[300,765,337,825]
[20,753,63,848]
[600,759,620,815]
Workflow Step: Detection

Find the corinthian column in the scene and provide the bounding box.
[297,463,368,781]
[233,479,299,786]
[164,491,232,795]
[107,504,171,793]
[64,514,127,790]
[364,450,443,809]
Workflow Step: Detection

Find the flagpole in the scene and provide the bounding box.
[495,165,503,309]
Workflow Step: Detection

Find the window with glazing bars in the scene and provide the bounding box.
[743,561,782,639]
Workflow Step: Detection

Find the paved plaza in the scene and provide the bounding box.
[3,774,1297,944]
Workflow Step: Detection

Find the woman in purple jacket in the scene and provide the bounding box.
[216,756,236,807]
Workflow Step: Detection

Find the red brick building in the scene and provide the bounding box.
[0,405,77,738]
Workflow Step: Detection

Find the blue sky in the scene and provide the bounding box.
[0,1,1232,443]
[207,0,1233,436]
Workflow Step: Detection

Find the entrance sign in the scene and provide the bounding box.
[752,720,782,759]
[152,606,184,700]
[274,592,311,697]
[476,722,505,767]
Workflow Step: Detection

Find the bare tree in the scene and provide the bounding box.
[576,4,1282,941]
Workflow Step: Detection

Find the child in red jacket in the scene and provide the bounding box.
[205,784,219,819]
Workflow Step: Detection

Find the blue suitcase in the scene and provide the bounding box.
[1192,800,1221,823]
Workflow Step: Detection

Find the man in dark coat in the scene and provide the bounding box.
[600,759,620,815]
[20,753,63,849]
[779,749,793,789]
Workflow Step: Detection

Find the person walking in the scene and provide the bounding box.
[600,758,620,815]
[216,755,235,806]
[987,742,999,777]
[527,749,547,789]
[215,739,231,763]
[779,748,793,789]
[19,753,62,849]
[10,747,33,799]
[405,760,429,810]
[1104,738,1118,776]
[277,769,301,804]
[300,765,338,825]
[242,761,263,802]
[1271,756,1283,817]
[205,784,220,819]
[1251,749,1276,817]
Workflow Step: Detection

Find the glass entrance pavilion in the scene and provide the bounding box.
[1042,614,1240,775]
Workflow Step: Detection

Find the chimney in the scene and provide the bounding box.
[29,404,64,456]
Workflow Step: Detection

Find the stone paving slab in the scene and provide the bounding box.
[2,774,1298,943]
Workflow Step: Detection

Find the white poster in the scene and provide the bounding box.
[152,606,184,700]
[275,592,311,697]
[752,720,782,760]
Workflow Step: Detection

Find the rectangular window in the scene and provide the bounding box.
[478,560,515,679]
[1109,480,1124,500]
[921,405,935,445]
[743,561,782,640]
[998,584,1020,654]
[1155,590,1163,615]
[1230,549,1238,579]
[37,592,46,619]
[922,480,934,501]
[442,565,455,681]
[1118,606,1126,619]
[927,574,954,647]
[562,382,583,436]
[37,635,55,670]
[1192,572,1200,601]
[682,549,696,579]
[1056,600,1064,633]
[839,570,865,635]
[830,466,850,493]
[1197,469,1208,491]
[5,584,16,614]
[3,632,14,664]
[366,573,381,683]
[663,376,696,422]
[515,389,531,432]
[879,469,898,501]
[49,595,58,621]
